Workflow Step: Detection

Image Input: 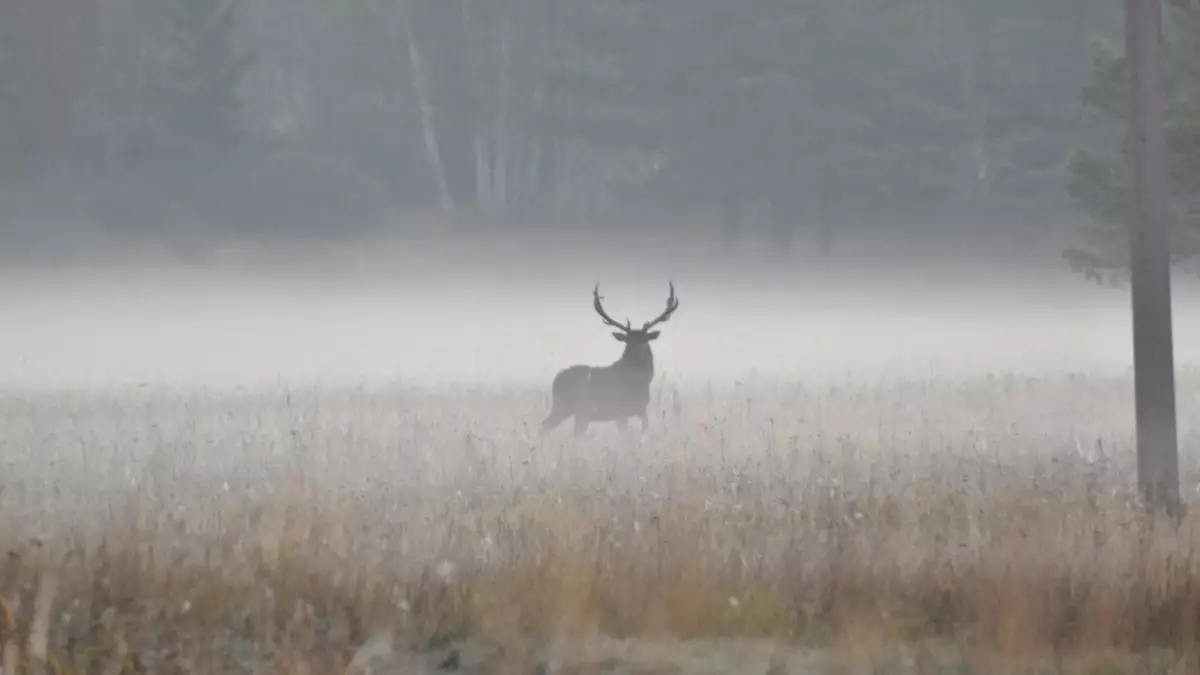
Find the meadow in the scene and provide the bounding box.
[5,265,1200,673]
[3,371,1200,674]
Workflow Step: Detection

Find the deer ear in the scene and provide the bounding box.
[646,331,661,340]
[612,332,629,342]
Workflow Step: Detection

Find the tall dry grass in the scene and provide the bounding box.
[1,372,1200,673]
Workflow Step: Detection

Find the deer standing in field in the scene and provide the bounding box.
[541,282,680,437]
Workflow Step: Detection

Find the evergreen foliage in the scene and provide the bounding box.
[156,0,257,149]
[1064,0,1200,283]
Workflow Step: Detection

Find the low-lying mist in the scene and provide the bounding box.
[5,255,1200,392]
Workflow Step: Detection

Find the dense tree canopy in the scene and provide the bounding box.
[0,0,1127,255]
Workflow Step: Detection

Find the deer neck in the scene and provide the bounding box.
[614,346,655,378]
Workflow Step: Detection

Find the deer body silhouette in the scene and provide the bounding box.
[542,282,680,437]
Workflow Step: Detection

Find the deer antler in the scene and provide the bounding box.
[593,283,632,332]
[641,281,679,330]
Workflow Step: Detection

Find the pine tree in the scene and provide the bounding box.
[157,0,257,150]
[531,0,1118,249]
[1064,0,1200,284]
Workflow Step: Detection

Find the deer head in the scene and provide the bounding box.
[592,281,680,366]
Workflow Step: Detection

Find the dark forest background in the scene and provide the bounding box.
[2,0,1198,275]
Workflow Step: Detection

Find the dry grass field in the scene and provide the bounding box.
[3,371,1200,674]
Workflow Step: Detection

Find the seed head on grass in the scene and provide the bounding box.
[0,374,1197,672]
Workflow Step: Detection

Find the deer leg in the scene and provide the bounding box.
[541,409,570,434]
[637,410,650,435]
[573,416,590,437]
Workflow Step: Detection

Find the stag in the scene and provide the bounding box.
[541,282,680,437]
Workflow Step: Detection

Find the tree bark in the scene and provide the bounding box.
[816,211,833,259]
[814,186,833,259]
[720,197,742,254]
[536,134,558,208]
[474,135,494,219]
[461,2,496,221]
[768,199,794,259]
[1126,0,1181,516]
[491,4,514,222]
[397,0,455,221]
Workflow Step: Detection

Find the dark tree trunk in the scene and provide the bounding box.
[816,210,834,258]
[720,197,742,254]
[397,0,455,221]
[537,137,558,206]
[767,199,794,259]
[1126,0,1181,516]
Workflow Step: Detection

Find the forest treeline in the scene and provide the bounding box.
[0,0,1196,265]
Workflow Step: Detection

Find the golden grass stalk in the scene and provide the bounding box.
[0,374,1198,673]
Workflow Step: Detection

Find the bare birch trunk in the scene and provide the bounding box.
[491,4,514,222]
[253,0,311,133]
[959,0,988,205]
[461,2,494,221]
[512,133,532,217]
[396,0,455,221]
[720,197,742,254]
[475,134,493,219]
[521,86,547,212]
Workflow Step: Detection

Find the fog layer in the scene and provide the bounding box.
[5,263,1200,391]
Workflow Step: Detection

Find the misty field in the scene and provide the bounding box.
[3,371,1200,674]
